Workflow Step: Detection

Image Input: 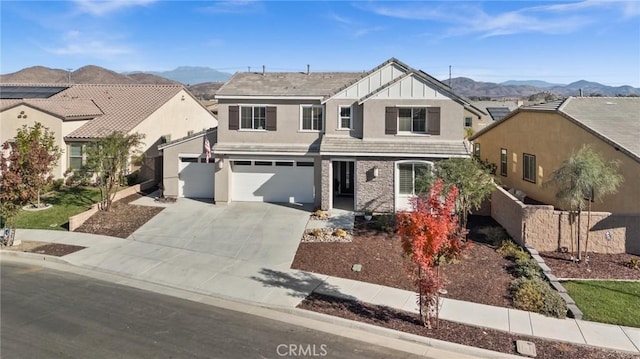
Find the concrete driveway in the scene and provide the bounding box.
[129,199,313,269]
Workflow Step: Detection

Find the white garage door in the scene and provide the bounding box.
[232,160,314,203]
[178,158,215,198]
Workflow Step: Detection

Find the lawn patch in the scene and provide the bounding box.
[15,187,102,230]
[563,280,640,328]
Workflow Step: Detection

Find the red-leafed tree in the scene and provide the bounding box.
[397,179,469,328]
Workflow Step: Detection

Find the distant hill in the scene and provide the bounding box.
[129,66,232,85]
[2,65,637,99]
[0,65,176,85]
[500,80,564,88]
[447,77,639,98]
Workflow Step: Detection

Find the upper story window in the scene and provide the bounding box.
[241,106,266,130]
[338,106,352,130]
[523,153,536,183]
[228,105,276,131]
[398,107,426,133]
[385,107,440,135]
[301,105,323,131]
[68,144,85,170]
[464,117,472,128]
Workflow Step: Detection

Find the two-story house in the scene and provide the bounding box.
[212,58,486,212]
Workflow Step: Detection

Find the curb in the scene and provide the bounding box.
[1,255,520,359]
[0,249,72,265]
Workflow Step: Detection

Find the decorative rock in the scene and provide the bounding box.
[351,264,362,272]
[516,340,537,357]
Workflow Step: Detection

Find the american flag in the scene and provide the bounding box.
[204,138,211,163]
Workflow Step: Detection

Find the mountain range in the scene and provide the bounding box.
[1,65,638,99]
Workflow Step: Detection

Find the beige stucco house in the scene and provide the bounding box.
[206,58,487,211]
[0,83,217,182]
[470,97,640,214]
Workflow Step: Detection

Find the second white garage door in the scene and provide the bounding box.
[232,160,314,203]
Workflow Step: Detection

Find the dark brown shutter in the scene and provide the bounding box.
[229,106,239,130]
[385,107,398,135]
[266,106,277,131]
[428,107,441,135]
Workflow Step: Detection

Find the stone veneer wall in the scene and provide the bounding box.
[355,159,395,213]
[320,158,331,211]
[491,185,640,255]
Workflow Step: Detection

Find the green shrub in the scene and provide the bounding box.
[497,240,529,261]
[52,178,64,191]
[510,277,567,318]
[513,257,542,279]
[373,213,396,233]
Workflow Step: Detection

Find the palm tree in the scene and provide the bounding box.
[545,145,623,262]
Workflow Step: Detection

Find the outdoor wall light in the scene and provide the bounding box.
[373,166,379,178]
[217,158,224,169]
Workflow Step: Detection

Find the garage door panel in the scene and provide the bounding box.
[179,161,215,198]
[232,164,313,203]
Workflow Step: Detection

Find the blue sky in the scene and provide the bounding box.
[1,1,639,86]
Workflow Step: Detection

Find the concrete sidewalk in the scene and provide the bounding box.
[5,228,639,355]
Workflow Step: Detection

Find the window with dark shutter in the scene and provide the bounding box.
[385,107,398,135]
[266,106,277,131]
[229,105,239,130]
[427,107,441,135]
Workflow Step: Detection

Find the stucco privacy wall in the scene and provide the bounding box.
[491,185,640,255]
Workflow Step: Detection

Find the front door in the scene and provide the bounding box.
[339,161,354,195]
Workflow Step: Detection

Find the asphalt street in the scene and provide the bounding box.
[1,261,423,359]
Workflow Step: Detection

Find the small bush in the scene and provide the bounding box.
[510,277,567,318]
[52,178,64,191]
[373,213,396,233]
[623,258,639,270]
[313,209,328,220]
[312,228,323,237]
[333,228,347,238]
[513,257,542,279]
[497,240,528,261]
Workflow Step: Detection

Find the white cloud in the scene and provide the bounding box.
[199,0,263,14]
[360,1,636,39]
[45,30,132,57]
[73,0,157,16]
[328,12,384,39]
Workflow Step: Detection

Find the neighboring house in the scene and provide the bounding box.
[211,58,486,212]
[469,100,523,131]
[158,128,217,199]
[470,97,640,213]
[0,84,217,182]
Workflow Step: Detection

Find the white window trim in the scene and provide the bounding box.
[68,143,86,170]
[397,106,428,135]
[299,104,324,132]
[394,160,434,211]
[337,105,352,130]
[239,104,268,131]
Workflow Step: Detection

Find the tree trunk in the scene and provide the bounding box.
[576,209,582,262]
[584,201,592,261]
